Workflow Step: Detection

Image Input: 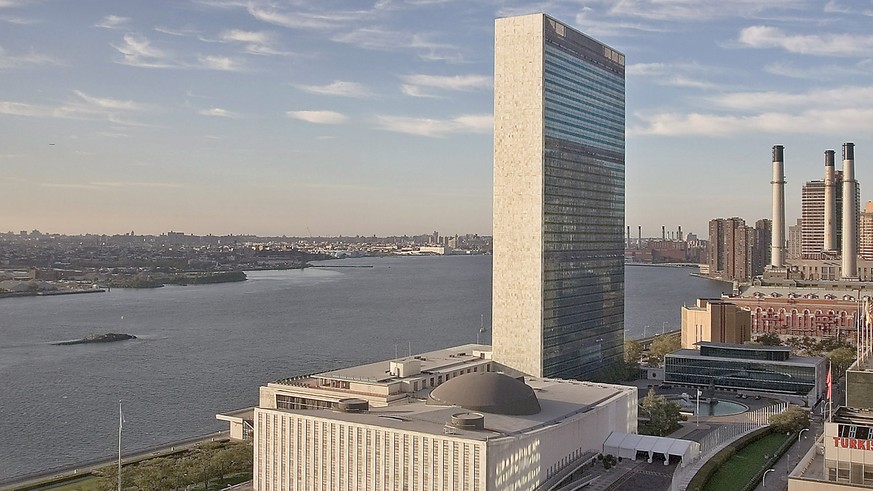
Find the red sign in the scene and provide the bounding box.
[833,437,873,450]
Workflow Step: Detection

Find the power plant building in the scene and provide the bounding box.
[492,13,625,380]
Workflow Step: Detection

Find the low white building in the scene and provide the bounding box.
[224,344,638,491]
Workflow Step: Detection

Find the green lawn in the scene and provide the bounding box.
[703,432,792,491]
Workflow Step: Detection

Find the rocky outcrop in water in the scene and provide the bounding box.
[54,333,137,345]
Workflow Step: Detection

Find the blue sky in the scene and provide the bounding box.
[2,0,873,237]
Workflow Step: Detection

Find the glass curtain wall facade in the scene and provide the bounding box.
[492,13,625,381]
[541,20,625,379]
[664,354,817,395]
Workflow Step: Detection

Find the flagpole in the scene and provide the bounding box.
[118,400,122,491]
[827,362,833,423]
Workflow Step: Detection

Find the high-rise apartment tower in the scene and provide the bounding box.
[492,13,625,380]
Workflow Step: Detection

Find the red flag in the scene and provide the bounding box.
[827,364,833,400]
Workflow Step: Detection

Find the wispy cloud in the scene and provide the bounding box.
[199,107,240,118]
[332,28,463,62]
[217,28,289,56]
[709,85,873,112]
[287,110,348,124]
[95,15,129,29]
[625,62,721,90]
[400,74,491,91]
[298,81,370,98]
[824,0,873,17]
[198,55,243,71]
[112,34,246,71]
[738,26,873,57]
[633,107,873,137]
[113,34,172,68]
[0,46,58,70]
[247,3,360,30]
[1,15,38,24]
[0,90,149,124]
[607,0,801,22]
[374,113,491,137]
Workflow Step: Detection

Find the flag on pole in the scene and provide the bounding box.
[827,363,833,400]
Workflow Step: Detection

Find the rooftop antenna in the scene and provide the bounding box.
[408,341,411,358]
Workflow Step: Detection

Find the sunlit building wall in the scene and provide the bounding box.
[492,12,625,380]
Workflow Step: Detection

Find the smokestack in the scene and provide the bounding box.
[824,150,837,252]
[662,226,666,241]
[678,226,682,241]
[638,226,642,247]
[627,226,631,248]
[842,142,858,279]
[770,145,785,268]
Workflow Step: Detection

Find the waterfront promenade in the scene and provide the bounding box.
[0,430,230,491]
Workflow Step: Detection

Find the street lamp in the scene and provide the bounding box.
[763,468,775,488]
[798,428,809,443]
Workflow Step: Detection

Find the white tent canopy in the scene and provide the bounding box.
[603,432,701,467]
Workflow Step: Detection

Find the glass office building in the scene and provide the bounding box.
[664,342,826,396]
[493,14,625,380]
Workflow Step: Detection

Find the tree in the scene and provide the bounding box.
[640,389,684,436]
[755,333,782,346]
[648,334,680,366]
[769,406,810,433]
[623,339,644,380]
[827,346,857,376]
[625,339,643,365]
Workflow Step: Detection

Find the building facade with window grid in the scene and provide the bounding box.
[492,12,625,381]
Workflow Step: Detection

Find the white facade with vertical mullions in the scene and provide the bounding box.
[252,371,637,491]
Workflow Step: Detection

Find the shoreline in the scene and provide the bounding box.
[0,430,232,490]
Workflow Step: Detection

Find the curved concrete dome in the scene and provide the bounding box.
[427,372,541,415]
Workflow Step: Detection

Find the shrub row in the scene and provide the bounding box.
[738,431,796,491]
[685,426,774,491]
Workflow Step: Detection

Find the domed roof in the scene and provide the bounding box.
[427,372,541,415]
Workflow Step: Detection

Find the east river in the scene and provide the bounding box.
[0,256,728,481]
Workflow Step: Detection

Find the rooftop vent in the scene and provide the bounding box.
[451,412,484,430]
[337,398,369,413]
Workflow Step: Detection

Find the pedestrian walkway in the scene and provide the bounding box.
[749,418,822,491]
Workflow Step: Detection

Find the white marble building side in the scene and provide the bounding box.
[492,13,547,378]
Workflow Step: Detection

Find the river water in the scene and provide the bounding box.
[0,256,727,481]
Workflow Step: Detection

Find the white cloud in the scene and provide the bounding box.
[0,90,149,124]
[198,55,244,71]
[113,34,172,68]
[298,81,370,98]
[199,107,240,118]
[374,113,492,137]
[400,74,491,91]
[625,62,721,90]
[632,107,873,137]
[332,28,463,62]
[112,34,246,70]
[219,29,289,56]
[247,4,351,30]
[738,26,873,57]
[607,0,801,22]
[0,46,58,70]
[287,110,348,124]
[824,0,873,16]
[709,85,873,111]
[95,15,129,29]
[1,15,38,24]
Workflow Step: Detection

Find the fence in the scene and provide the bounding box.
[670,401,788,491]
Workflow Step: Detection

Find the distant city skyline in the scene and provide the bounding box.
[3,1,873,237]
